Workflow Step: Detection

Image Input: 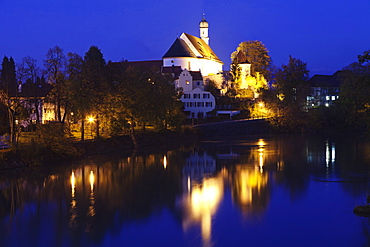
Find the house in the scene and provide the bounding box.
[16,81,55,125]
[306,70,351,109]
[178,69,216,118]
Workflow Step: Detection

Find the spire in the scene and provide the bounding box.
[199,13,209,45]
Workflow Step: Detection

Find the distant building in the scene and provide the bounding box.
[232,50,251,86]
[306,70,351,109]
[12,81,55,125]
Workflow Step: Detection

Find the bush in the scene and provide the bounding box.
[14,123,81,165]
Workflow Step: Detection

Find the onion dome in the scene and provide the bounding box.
[199,16,209,28]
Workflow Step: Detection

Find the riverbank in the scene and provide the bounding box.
[75,128,199,156]
[0,127,199,168]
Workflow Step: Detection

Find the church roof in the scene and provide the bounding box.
[163,33,222,63]
[163,38,197,58]
[182,33,222,62]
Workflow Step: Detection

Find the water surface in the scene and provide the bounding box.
[1,134,370,247]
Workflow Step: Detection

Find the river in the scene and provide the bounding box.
[1,133,370,247]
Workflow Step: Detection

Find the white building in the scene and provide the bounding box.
[178,69,215,118]
[163,17,222,119]
[162,17,223,76]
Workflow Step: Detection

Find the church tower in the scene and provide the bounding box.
[199,14,209,45]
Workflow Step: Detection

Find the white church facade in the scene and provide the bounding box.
[162,17,223,77]
[162,16,221,119]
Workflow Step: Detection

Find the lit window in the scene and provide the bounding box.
[331,96,336,101]
[186,80,190,85]
[326,96,330,101]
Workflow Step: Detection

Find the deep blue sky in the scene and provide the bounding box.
[1,0,369,76]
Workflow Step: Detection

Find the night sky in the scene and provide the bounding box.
[1,0,369,76]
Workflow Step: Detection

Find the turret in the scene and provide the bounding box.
[199,15,209,45]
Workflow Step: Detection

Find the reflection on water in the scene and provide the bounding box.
[1,134,370,246]
[179,152,222,246]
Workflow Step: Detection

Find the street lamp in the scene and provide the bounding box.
[87,116,95,138]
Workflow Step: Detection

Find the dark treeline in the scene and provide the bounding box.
[0,45,185,145]
[0,46,188,165]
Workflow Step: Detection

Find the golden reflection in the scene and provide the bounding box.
[181,176,223,246]
[234,166,268,211]
[163,155,167,169]
[69,171,78,228]
[87,170,96,218]
[71,171,76,197]
[89,171,94,191]
[257,139,266,147]
[258,139,265,173]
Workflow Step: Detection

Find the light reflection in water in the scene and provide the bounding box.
[182,176,223,246]
[258,139,266,173]
[70,171,78,228]
[163,155,167,169]
[71,171,75,197]
[180,152,221,246]
[88,171,96,218]
[89,170,95,191]
[234,166,268,209]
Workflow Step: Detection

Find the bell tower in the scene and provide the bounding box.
[199,14,209,45]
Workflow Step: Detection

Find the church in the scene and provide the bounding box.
[162,16,223,76]
[161,16,224,119]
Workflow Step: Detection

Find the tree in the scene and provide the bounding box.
[65,52,88,140]
[275,56,309,108]
[17,56,42,124]
[230,41,272,80]
[0,56,21,145]
[1,56,17,93]
[44,46,67,123]
[337,51,370,130]
[264,56,310,132]
[82,46,108,138]
[358,50,370,64]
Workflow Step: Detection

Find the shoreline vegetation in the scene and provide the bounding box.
[0,126,199,168]
[0,119,368,169]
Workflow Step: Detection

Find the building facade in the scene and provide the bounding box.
[306,70,351,109]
